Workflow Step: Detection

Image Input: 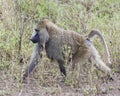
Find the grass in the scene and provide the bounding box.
[0,0,120,95]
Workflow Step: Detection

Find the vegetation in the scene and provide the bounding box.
[0,0,120,96]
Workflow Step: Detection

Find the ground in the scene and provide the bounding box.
[0,70,120,96]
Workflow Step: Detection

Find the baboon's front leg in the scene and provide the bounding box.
[22,44,41,81]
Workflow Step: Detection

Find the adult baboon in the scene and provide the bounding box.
[22,19,112,81]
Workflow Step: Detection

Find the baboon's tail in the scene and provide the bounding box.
[88,29,111,64]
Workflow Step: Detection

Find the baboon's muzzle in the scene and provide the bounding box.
[30,32,39,43]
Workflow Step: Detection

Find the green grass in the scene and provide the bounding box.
[0,0,120,95]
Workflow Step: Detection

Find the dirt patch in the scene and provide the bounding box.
[0,71,120,96]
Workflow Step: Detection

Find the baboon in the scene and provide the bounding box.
[22,19,112,81]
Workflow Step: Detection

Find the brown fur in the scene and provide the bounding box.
[37,19,86,52]
[35,19,111,74]
[23,19,112,81]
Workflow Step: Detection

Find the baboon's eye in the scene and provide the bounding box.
[35,29,39,32]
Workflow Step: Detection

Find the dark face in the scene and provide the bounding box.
[30,29,39,43]
[30,20,49,45]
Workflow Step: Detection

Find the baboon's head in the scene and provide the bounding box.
[30,19,49,45]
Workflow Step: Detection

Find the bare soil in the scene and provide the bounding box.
[0,71,120,96]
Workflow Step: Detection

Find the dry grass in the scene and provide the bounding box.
[0,0,120,96]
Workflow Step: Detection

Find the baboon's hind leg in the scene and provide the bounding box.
[90,46,111,75]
